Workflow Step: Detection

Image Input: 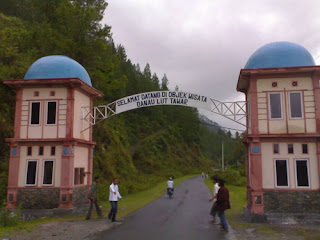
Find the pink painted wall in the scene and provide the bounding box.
[238,67,320,214]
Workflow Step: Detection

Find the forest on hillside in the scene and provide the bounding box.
[0,0,245,202]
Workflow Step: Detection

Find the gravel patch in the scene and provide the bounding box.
[9,218,116,240]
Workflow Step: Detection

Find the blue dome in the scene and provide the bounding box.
[244,41,315,69]
[24,55,92,86]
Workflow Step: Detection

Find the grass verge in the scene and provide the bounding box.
[0,175,197,238]
[0,215,85,238]
[204,178,320,239]
[204,178,246,224]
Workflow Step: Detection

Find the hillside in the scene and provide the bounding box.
[0,0,244,202]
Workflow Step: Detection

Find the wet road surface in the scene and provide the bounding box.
[95,176,234,240]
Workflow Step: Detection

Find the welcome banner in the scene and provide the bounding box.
[115,91,213,114]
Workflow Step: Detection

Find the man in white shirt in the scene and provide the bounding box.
[108,178,122,222]
[209,176,220,223]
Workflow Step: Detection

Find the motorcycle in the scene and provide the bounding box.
[167,188,174,198]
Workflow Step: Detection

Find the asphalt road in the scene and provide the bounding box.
[95,176,234,240]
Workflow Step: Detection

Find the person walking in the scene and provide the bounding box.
[86,176,103,220]
[208,176,220,223]
[108,178,122,222]
[216,179,231,232]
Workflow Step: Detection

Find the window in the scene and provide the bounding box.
[51,146,56,156]
[254,196,262,204]
[61,194,67,202]
[288,144,294,154]
[30,102,41,125]
[8,194,14,202]
[47,101,57,125]
[269,93,282,119]
[27,146,32,156]
[295,160,309,187]
[39,146,44,156]
[302,144,308,154]
[273,144,279,154]
[43,160,54,185]
[74,168,79,185]
[26,161,37,185]
[74,168,85,185]
[275,160,289,187]
[289,92,303,118]
[80,168,84,184]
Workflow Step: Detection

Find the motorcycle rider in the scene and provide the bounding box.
[167,177,174,197]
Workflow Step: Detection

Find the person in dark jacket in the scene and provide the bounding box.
[86,176,103,220]
[216,179,231,232]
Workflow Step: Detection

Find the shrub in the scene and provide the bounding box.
[0,203,21,227]
[212,168,246,186]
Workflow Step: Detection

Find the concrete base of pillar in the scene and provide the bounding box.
[15,204,90,220]
[266,213,320,225]
[243,206,320,225]
[243,206,267,223]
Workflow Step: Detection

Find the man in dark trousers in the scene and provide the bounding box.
[86,176,103,220]
[108,178,122,222]
[216,179,231,232]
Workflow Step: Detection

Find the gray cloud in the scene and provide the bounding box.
[103,0,320,130]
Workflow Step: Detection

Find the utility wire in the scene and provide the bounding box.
[198,121,245,132]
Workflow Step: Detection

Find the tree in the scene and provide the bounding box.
[161,74,169,90]
[227,130,232,138]
[151,73,160,90]
[117,44,127,62]
[0,13,28,202]
[143,63,152,80]
[235,131,240,139]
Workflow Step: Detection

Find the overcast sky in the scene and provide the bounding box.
[103,0,320,131]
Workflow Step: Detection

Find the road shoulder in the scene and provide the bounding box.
[7,218,115,240]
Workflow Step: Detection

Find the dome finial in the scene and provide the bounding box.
[244,41,315,69]
[24,55,92,86]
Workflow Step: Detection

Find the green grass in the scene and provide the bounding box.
[204,178,246,222]
[0,216,83,238]
[204,179,320,239]
[296,229,320,240]
[204,179,277,237]
[0,175,197,238]
[256,227,276,234]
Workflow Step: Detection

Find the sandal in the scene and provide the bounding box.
[220,228,229,232]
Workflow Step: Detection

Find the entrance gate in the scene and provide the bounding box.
[81,90,247,131]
